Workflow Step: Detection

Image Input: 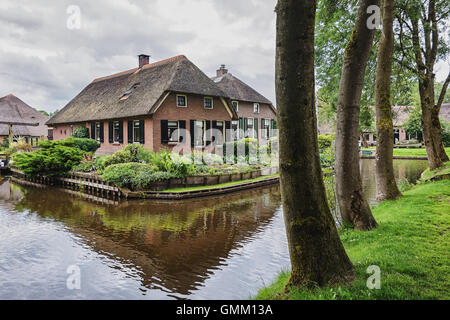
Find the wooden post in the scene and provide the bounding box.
[8,124,13,145]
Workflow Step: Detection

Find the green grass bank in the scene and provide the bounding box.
[254,179,450,300]
[362,147,450,158]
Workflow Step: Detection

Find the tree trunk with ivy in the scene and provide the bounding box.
[434,72,450,162]
[375,0,402,201]
[398,0,449,170]
[335,0,379,230]
[275,0,354,287]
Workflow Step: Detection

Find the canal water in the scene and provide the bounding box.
[0,159,428,299]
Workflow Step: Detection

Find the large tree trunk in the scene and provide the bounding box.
[275,0,354,287]
[409,1,446,170]
[335,0,379,230]
[375,0,401,201]
[419,75,443,170]
[434,72,450,162]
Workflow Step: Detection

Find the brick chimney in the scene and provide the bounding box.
[216,64,228,77]
[138,54,150,68]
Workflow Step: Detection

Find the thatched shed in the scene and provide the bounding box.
[0,94,49,142]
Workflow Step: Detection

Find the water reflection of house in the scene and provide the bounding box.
[12,182,281,297]
[0,94,51,146]
[0,178,23,203]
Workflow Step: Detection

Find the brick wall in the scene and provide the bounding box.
[152,92,233,152]
[234,101,276,142]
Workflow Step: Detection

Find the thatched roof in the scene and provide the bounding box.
[0,94,49,137]
[211,73,273,105]
[47,55,236,125]
[392,106,415,127]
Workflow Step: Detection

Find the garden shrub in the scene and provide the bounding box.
[320,151,335,168]
[72,154,95,172]
[39,137,100,153]
[318,134,335,153]
[102,162,174,190]
[6,141,33,156]
[13,144,85,177]
[72,126,90,139]
[1,137,9,150]
[222,138,260,164]
[398,178,415,192]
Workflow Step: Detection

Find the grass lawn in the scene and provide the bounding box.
[161,174,279,193]
[361,147,450,158]
[422,161,450,181]
[254,180,450,300]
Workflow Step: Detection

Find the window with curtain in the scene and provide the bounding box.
[133,120,141,142]
[168,121,180,142]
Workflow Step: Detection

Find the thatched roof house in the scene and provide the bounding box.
[212,69,272,106]
[210,65,276,141]
[0,94,49,141]
[48,55,266,154]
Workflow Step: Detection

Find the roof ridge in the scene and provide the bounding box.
[92,55,186,83]
[229,73,272,103]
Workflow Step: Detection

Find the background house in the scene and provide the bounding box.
[0,94,50,146]
[363,105,450,145]
[212,65,277,142]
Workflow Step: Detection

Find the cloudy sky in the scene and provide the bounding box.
[0,0,448,113]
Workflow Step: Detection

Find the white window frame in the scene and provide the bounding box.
[232,120,239,140]
[168,120,180,143]
[95,122,101,142]
[176,94,188,107]
[194,120,206,147]
[133,120,141,143]
[204,97,214,109]
[253,103,260,114]
[247,117,254,138]
[113,121,120,143]
[232,101,239,112]
[214,120,224,145]
[262,119,270,139]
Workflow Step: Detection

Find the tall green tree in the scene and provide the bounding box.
[275,0,354,287]
[335,0,379,230]
[375,0,402,201]
[395,0,450,169]
[315,0,415,131]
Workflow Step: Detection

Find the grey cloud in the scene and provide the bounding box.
[0,0,277,112]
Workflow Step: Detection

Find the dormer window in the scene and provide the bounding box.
[120,83,140,100]
[253,103,260,114]
[177,94,187,107]
[204,97,213,109]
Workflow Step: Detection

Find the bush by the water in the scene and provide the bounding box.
[102,162,175,190]
[12,137,98,177]
[71,126,90,139]
[13,144,85,177]
[39,137,100,153]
